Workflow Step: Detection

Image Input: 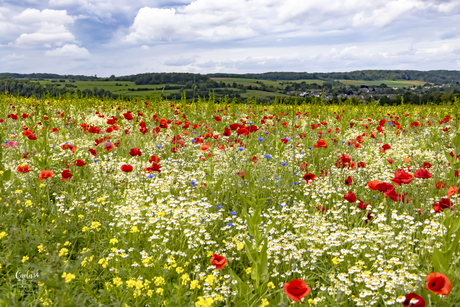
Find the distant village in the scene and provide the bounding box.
[286,84,453,101]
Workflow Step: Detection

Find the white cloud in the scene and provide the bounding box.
[5,8,76,47]
[1,53,27,62]
[44,44,90,58]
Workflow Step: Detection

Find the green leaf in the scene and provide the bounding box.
[2,169,11,181]
[445,152,454,163]
[228,267,251,297]
[453,134,460,147]
[260,238,269,283]
[432,248,448,274]
[243,238,257,264]
[214,178,223,191]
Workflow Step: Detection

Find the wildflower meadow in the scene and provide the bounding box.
[1,94,460,307]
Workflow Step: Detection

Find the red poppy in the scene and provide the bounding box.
[252,155,258,163]
[17,165,31,173]
[433,198,454,212]
[51,128,59,132]
[316,205,327,212]
[344,176,352,186]
[229,123,240,130]
[422,162,432,169]
[381,144,391,152]
[74,160,86,167]
[104,142,114,151]
[392,170,413,186]
[22,152,29,159]
[61,170,72,181]
[283,279,311,302]
[120,164,133,172]
[343,191,356,203]
[149,155,160,163]
[38,170,54,181]
[426,273,451,296]
[402,293,425,307]
[414,169,432,179]
[214,116,222,122]
[28,134,37,140]
[236,171,245,179]
[447,186,459,197]
[223,127,231,137]
[314,140,327,148]
[435,181,446,190]
[210,254,227,270]
[123,112,133,121]
[88,148,97,157]
[387,158,394,164]
[303,173,316,184]
[129,148,142,157]
[357,200,369,210]
[358,161,366,168]
[367,180,381,191]
[236,127,249,136]
[281,138,289,144]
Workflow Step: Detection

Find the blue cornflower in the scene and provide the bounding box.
[228,223,235,227]
[148,174,155,178]
[93,159,98,162]
[293,182,299,185]
[258,137,264,141]
[238,147,244,151]
[191,180,197,187]
[281,162,287,166]
[217,205,223,210]
[230,212,237,216]
[265,154,272,159]
[156,145,162,149]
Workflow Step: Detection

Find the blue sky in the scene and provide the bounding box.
[1,0,459,77]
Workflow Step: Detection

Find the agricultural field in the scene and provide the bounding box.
[0,95,460,306]
[335,80,428,88]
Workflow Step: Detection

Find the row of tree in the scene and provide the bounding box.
[5,70,460,85]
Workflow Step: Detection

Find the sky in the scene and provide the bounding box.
[0,0,460,77]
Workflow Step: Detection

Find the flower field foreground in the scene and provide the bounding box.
[1,95,460,306]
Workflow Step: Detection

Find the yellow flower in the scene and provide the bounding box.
[236,242,244,250]
[245,267,252,274]
[332,257,340,265]
[176,267,184,274]
[190,280,200,290]
[59,248,69,257]
[80,248,90,254]
[25,200,32,207]
[98,258,108,268]
[205,274,217,285]
[64,241,71,246]
[130,226,139,233]
[90,222,101,231]
[156,288,164,295]
[15,190,23,194]
[147,290,154,297]
[260,298,269,307]
[37,244,45,253]
[195,296,213,307]
[267,282,275,289]
[22,256,29,263]
[181,273,191,285]
[113,277,123,287]
[110,238,118,244]
[62,272,76,283]
[0,232,8,240]
[154,276,165,286]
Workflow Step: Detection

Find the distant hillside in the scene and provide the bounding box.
[208,70,460,84]
[2,70,460,85]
